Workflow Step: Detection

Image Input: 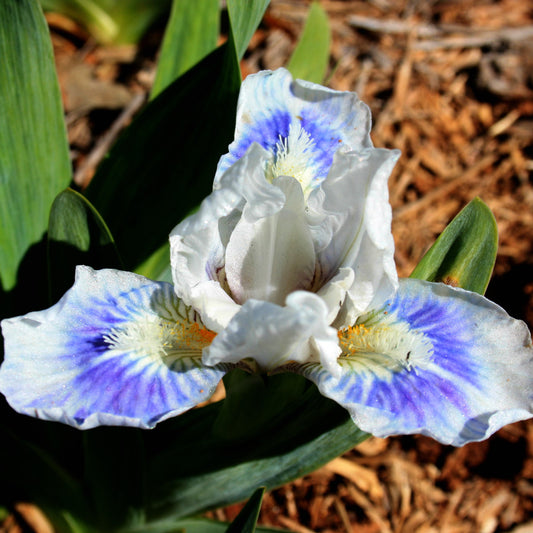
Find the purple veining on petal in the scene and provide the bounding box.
[61,284,217,421]
[384,286,482,387]
[218,111,292,175]
[337,286,483,423]
[218,108,350,187]
[298,109,346,184]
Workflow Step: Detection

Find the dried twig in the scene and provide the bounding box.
[277,516,316,533]
[414,27,533,50]
[349,14,533,50]
[349,14,442,37]
[74,92,146,188]
[393,154,498,218]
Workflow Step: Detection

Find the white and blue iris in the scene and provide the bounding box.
[0,69,532,446]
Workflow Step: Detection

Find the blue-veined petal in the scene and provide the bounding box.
[0,267,226,429]
[204,291,341,376]
[214,68,372,191]
[299,278,533,446]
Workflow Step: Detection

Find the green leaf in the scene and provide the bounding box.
[135,241,172,282]
[225,487,264,533]
[123,518,285,533]
[40,0,118,43]
[47,188,122,301]
[0,0,71,292]
[98,0,172,44]
[410,197,498,295]
[85,43,241,272]
[227,0,270,60]
[85,0,269,272]
[152,0,220,99]
[40,0,171,44]
[83,428,146,531]
[48,189,116,255]
[212,371,309,442]
[287,2,330,84]
[144,374,367,520]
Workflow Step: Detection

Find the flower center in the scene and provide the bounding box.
[338,318,433,375]
[266,123,316,197]
[103,317,216,364]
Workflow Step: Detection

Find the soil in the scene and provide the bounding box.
[3,1,533,532]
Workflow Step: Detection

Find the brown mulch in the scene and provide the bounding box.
[3,0,533,532]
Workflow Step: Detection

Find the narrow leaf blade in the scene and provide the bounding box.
[225,487,264,533]
[135,242,172,282]
[227,0,270,60]
[0,0,71,292]
[287,2,331,84]
[40,0,118,43]
[47,188,121,300]
[145,374,367,519]
[410,197,498,294]
[40,0,171,44]
[152,0,219,99]
[102,0,172,44]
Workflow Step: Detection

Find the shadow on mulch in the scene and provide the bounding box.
[486,263,533,328]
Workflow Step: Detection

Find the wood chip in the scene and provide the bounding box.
[324,457,385,501]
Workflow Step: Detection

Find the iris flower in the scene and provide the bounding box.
[1,69,532,446]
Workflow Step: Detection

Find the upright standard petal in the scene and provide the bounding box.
[170,69,401,374]
[0,267,226,429]
[312,148,400,322]
[225,176,316,305]
[300,278,533,446]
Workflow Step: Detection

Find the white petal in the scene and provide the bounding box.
[316,148,400,321]
[215,68,373,189]
[204,291,340,374]
[225,176,316,305]
[316,267,355,325]
[217,143,284,220]
[188,280,240,332]
[170,143,280,328]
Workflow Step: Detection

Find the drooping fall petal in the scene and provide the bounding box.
[0,267,225,429]
[300,278,533,446]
